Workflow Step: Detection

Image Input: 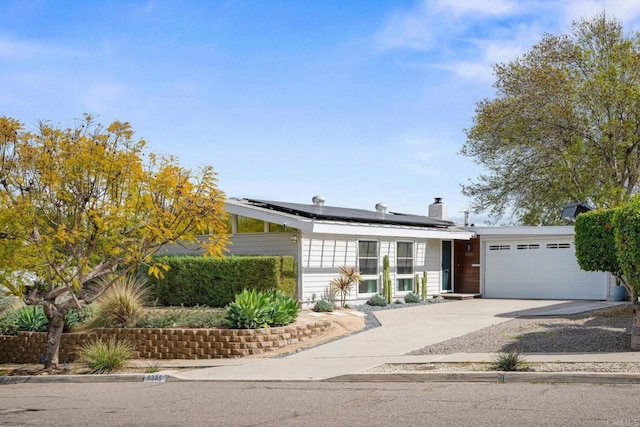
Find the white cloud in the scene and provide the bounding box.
[0,37,83,59]
[80,83,129,114]
[432,0,518,17]
[563,0,640,27]
[376,3,434,51]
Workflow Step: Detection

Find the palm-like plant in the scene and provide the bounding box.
[330,266,363,308]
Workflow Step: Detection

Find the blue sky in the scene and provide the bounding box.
[2,1,640,224]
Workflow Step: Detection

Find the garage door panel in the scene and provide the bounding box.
[483,239,606,300]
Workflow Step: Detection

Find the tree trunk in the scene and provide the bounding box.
[44,312,65,370]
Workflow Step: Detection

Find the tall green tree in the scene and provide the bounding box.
[0,115,228,369]
[462,14,640,224]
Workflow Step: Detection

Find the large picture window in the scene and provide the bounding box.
[396,241,414,292]
[358,240,378,294]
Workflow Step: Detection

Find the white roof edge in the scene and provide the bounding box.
[225,200,473,239]
[469,225,575,236]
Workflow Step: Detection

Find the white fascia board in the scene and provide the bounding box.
[310,221,474,240]
[470,225,575,240]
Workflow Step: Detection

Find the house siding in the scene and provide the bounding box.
[160,233,298,258]
[227,233,298,257]
[300,233,443,303]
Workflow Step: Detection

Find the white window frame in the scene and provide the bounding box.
[357,240,379,296]
[395,241,415,293]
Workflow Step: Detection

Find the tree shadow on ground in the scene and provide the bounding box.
[501,317,632,353]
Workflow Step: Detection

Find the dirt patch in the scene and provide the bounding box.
[246,309,366,358]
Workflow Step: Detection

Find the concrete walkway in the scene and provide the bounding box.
[170,299,638,381]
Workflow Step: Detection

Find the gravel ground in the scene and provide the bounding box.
[408,315,633,355]
[379,305,640,373]
[370,362,640,373]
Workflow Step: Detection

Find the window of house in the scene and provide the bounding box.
[546,243,571,249]
[516,244,540,250]
[358,240,378,294]
[268,223,297,233]
[488,244,511,251]
[236,215,265,233]
[396,241,414,292]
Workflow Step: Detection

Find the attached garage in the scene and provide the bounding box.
[475,227,609,300]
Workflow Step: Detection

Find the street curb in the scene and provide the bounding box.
[3,371,640,385]
[323,372,640,384]
[0,373,185,385]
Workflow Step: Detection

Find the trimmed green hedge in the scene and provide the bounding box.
[144,256,296,307]
[575,208,621,275]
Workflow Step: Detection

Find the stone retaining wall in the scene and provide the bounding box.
[0,320,331,364]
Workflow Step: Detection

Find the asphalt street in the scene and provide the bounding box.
[1,381,639,426]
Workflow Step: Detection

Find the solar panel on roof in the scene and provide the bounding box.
[245,199,453,228]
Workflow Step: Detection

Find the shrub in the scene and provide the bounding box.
[224,289,274,329]
[490,350,527,371]
[613,197,640,301]
[133,308,225,328]
[312,299,334,312]
[267,289,299,326]
[366,294,388,307]
[91,275,148,328]
[404,292,421,303]
[17,306,48,332]
[78,337,135,373]
[144,255,296,308]
[64,304,98,331]
[223,288,300,329]
[0,297,22,335]
[0,307,19,335]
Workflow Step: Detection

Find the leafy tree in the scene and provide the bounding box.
[461,14,640,224]
[612,196,640,303]
[574,209,631,296]
[0,115,228,370]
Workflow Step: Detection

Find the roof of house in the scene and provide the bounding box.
[240,198,454,228]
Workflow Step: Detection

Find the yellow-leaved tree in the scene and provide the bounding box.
[0,114,228,370]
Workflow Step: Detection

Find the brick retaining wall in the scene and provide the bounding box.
[0,320,331,364]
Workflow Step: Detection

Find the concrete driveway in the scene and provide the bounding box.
[173,299,620,381]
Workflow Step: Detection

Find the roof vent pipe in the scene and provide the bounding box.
[375,203,387,214]
[312,195,325,206]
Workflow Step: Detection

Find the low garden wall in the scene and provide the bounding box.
[0,320,331,364]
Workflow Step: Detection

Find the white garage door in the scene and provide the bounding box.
[483,239,606,300]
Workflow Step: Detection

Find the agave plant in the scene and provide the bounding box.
[16,306,48,332]
[330,266,363,308]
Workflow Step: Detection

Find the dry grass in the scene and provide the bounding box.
[583,304,634,318]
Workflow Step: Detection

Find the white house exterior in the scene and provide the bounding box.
[222,197,473,303]
[164,197,614,302]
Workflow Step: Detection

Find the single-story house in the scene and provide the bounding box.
[165,196,614,303]
[220,197,474,304]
